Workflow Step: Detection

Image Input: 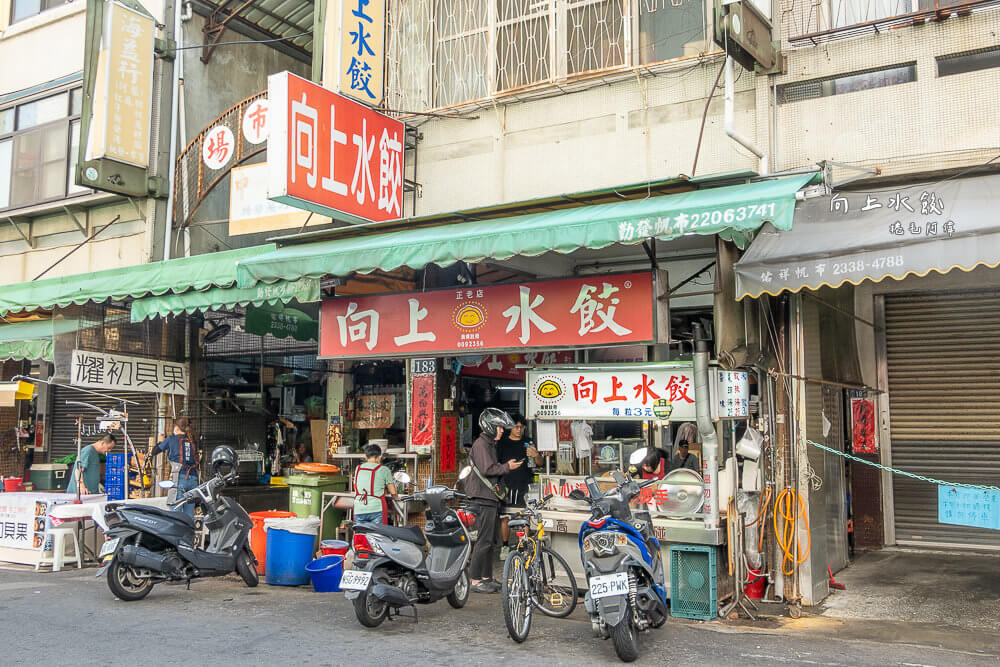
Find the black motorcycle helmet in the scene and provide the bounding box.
[210,445,237,476]
[478,407,515,439]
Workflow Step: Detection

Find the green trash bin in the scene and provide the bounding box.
[286,474,348,542]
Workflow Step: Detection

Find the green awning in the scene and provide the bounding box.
[130,277,321,322]
[235,175,816,287]
[0,318,80,361]
[0,244,275,318]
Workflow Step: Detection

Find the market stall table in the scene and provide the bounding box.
[0,492,103,567]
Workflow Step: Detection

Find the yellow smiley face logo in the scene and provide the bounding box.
[537,380,563,399]
[455,304,485,328]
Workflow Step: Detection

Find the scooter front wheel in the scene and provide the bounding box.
[107,557,154,602]
[236,549,259,588]
[447,568,470,608]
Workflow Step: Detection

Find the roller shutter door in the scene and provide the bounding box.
[49,386,158,461]
[884,291,1000,549]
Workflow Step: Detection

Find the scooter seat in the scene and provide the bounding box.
[359,522,426,546]
[119,504,196,528]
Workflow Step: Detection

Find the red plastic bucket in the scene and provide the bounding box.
[745,568,765,599]
[320,539,349,557]
[3,478,24,492]
[249,510,297,574]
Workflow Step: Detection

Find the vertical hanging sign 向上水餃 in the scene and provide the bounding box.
[323,0,385,107]
[266,71,403,224]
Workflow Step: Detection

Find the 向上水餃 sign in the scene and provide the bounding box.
[319,273,654,359]
[266,71,403,224]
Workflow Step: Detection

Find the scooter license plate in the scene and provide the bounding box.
[589,572,630,599]
[98,537,120,558]
[339,569,373,591]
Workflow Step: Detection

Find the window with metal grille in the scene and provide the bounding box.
[937,46,1000,77]
[395,0,712,111]
[831,0,971,29]
[776,63,916,104]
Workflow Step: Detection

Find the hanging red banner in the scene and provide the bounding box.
[410,374,435,451]
[850,395,877,454]
[320,272,654,359]
[440,417,457,472]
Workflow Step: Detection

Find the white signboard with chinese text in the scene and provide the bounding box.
[86,1,154,167]
[71,350,189,395]
[323,0,385,106]
[527,366,697,421]
[708,369,750,419]
[0,494,79,551]
[230,163,330,236]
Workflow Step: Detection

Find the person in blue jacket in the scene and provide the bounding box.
[150,417,201,517]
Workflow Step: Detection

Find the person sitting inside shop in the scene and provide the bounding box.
[498,413,543,559]
[352,444,398,525]
[67,433,117,496]
[669,439,701,473]
[638,447,670,480]
[150,417,201,518]
[295,443,313,463]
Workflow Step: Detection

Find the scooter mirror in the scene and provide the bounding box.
[393,471,411,486]
[458,466,472,481]
[568,489,587,501]
[158,480,175,489]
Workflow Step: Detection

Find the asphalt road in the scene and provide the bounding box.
[1,564,997,666]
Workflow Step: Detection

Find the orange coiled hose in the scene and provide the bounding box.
[774,488,810,576]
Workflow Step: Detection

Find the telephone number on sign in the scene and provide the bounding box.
[833,255,904,274]
[686,202,777,230]
[456,340,485,349]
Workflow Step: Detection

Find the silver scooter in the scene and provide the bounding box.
[342,472,472,626]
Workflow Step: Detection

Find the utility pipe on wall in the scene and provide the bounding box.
[693,323,720,531]
[724,56,767,176]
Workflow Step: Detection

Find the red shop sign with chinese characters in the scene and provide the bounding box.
[410,374,435,452]
[319,272,653,358]
[266,71,404,223]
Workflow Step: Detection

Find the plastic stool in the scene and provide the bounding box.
[35,525,82,572]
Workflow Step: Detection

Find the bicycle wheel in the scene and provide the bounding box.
[502,550,532,642]
[531,546,579,618]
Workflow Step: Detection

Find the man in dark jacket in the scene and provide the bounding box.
[466,407,522,593]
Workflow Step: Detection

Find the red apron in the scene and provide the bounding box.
[353,463,388,524]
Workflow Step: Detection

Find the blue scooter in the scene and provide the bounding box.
[569,448,668,663]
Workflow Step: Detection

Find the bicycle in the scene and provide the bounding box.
[502,494,579,643]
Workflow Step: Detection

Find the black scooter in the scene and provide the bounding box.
[96,447,257,601]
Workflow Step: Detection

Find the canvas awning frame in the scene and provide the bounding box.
[235,174,818,288]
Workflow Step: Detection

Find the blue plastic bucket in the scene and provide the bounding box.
[265,528,316,586]
[305,555,345,592]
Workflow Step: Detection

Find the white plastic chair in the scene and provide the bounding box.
[35,523,82,572]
